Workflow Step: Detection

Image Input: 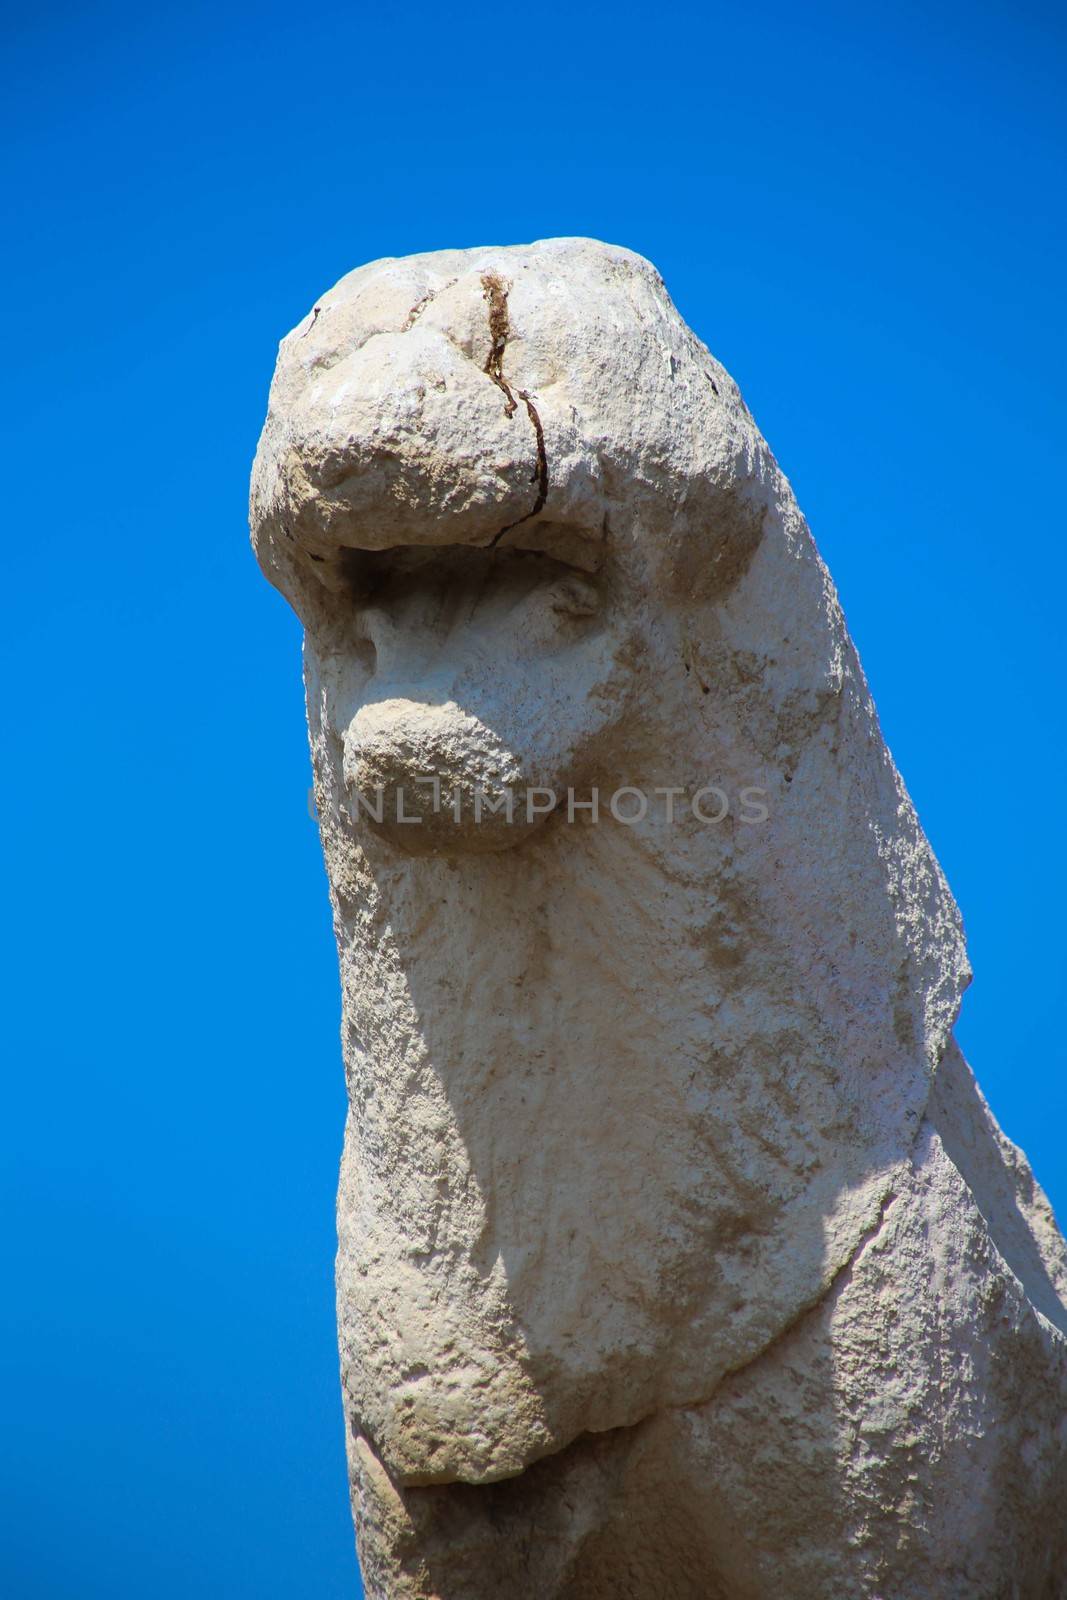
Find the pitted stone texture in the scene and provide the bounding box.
[347,1047,1067,1600]
[251,238,1067,1595]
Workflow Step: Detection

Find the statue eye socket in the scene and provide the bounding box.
[549,578,600,617]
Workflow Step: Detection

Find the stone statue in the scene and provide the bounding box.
[251,239,1067,1598]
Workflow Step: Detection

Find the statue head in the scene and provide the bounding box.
[251,239,969,1487]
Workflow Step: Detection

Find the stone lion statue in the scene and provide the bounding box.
[251,238,1067,1598]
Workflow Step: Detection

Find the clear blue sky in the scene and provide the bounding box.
[2,2,1064,1595]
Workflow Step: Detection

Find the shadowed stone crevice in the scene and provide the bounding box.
[479,272,550,544]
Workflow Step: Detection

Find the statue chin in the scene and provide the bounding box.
[342,705,561,856]
[347,774,556,856]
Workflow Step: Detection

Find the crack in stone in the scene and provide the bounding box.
[481,273,518,417]
[403,278,456,332]
[479,273,549,546]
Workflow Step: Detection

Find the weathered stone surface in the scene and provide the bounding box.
[251,238,1067,1596]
